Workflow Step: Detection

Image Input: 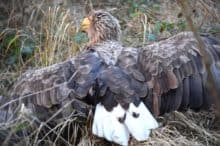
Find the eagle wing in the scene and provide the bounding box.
[6,50,105,122]
[139,32,220,115]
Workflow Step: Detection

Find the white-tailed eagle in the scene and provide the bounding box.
[0,10,220,145]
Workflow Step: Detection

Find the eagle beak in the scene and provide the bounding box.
[80,17,90,32]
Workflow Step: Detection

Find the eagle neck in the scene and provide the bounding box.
[94,41,123,65]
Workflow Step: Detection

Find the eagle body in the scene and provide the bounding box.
[1,10,220,146]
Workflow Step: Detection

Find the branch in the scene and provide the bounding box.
[177,0,220,118]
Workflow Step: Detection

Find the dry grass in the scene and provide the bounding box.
[144,109,220,146]
[35,6,79,67]
[1,103,220,146]
[0,2,81,95]
[88,109,220,146]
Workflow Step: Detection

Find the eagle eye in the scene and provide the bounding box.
[95,14,102,20]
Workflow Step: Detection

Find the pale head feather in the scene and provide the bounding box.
[87,10,121,45]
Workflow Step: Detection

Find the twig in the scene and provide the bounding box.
[176,0,220,118]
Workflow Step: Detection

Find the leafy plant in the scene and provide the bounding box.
[155,22,175,33]
[0,30,20,65]
[73,32,88,44]
[0,30,36,67]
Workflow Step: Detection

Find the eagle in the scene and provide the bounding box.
[0,10,220,145]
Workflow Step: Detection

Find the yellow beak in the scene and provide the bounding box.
[80,17,90,32]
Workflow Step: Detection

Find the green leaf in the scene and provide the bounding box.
[139,7,146,13]
[177,21,186,31]
[155,22,163,32]
[21,46,34,55]
[132,2,138,8]
[15,121,29,132]
[130,12,139,18]
[152,4,160,10]
[6,55,17,65]
[165,23,174,31]
[73,32,88,43]
[147,33,157,41]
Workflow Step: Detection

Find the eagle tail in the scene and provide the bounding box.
[92,102,158,146]
[92,66,158,146]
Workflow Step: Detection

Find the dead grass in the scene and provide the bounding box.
[35,6,79,67]
[0,3,80,95]
[1,103,220,146]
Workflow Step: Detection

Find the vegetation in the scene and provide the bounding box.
[0,0,219,145]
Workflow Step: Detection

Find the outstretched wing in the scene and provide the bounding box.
[139,32,220,115]
[7,50,105,122]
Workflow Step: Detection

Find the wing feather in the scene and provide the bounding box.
[189,74,203,109]
[8,50,105,121]
[179,78,190,110]
[139,32,220,115]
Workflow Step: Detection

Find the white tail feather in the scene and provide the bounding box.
[92,102,158,145]
[92,103,129,145]
[124,102,158,141]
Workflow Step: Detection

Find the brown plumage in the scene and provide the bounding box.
[0,10,220,145]
[80,10,220,115]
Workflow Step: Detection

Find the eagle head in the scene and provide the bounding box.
[80,10,121,45]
